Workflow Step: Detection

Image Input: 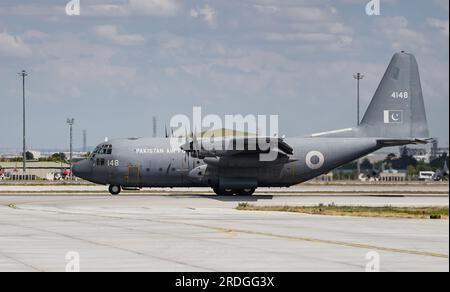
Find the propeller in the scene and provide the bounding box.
[184,127,190,168]
[192,128,200,159]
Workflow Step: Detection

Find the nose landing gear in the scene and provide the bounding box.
[108,185,121,195]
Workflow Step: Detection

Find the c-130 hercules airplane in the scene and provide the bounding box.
[73,52,430,195]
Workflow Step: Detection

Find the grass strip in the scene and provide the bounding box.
[236,203,449,219]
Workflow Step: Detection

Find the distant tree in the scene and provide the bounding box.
[384,153,397,169]
[399,146,410,157]
[373,160,384,171]
[391,155,417,170]
[430,153,449,170]
[416,161,434,172]
[360,158,373,170]
[50,152,67,162]
[406,165,417,179]
[384,148,418,170]
[339,161,357,170]
[24,151,34,160]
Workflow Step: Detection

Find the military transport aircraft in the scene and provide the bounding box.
[73,52,430,195]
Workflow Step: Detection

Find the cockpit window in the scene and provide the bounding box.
[92,144,113,155]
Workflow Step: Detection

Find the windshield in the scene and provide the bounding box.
[90,144,113,157]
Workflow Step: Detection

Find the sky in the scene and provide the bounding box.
[0,0,448,152]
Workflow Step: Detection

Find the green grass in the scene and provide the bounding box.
[236,203,449,219]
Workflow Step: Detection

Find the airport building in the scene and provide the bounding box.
[0,161,70,181]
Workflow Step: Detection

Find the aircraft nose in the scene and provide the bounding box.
[72,159,91,179]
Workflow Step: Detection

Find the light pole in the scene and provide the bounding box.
[353,73,364,126]
[67,118,75,180]
[18,70,28,173]
[353,73,364,178]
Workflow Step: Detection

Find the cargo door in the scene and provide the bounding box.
[127,165,140,186]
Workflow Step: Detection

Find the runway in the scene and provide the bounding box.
[0,183,448,194]
[0,192,448,272]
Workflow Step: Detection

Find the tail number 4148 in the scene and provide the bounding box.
[392,91,408,99]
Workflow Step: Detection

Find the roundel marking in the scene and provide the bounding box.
[305,151,325,170]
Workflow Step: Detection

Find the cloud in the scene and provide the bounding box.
[21,30,50,40]
[0,30,31,57]
[93,25,145,46]
[85,0,182,17]
[190,5,217,28]
[258,31,353,50]
[23,33,138,103]
[374,16,427,52]
[0,3,63,17]
[427,18,449,38]
[231,2,354,51]
[253,4,332,22]
[130,0,181,16]
[0,0,182,17]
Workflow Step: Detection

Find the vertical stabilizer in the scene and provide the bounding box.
[359,52,429,138]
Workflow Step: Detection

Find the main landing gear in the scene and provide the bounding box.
[108,185,121,195]
[212,187,256,196]
[108,185,255,196]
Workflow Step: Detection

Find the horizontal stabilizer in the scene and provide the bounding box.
[376,138,432,147]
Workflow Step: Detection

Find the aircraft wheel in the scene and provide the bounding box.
[213,188,234,196]
[234,188,256,196]
[108,185,121,195]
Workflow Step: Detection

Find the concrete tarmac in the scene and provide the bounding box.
[0,183,448,193]
[0,192,448,272]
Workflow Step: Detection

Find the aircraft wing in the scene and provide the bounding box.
[180,136,294,159]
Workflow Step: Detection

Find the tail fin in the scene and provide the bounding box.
[359,52,429,138]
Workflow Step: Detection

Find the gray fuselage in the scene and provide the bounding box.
[74,137,381,188]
